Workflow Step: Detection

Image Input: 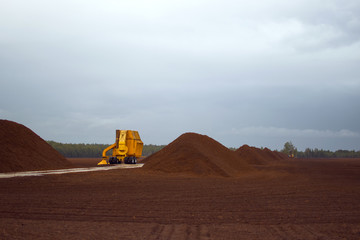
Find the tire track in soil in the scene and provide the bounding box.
[148,224,211,240]
[256,224,329,240]
[301,225,328,239]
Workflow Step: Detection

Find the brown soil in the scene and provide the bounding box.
[0,120,72,172]
[142,132,254,177]
[1,126,360,239]
[236,144,289,165]
[67,158,101,168]
[0,158,360,239]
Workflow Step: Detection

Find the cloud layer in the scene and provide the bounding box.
[1,0,359,150]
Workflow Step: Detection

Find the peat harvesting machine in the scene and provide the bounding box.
[97,130,143,165]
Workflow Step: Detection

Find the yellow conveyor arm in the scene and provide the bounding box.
[97,143,116,165]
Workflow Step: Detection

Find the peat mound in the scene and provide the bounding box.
[236,145,288,165]
[142,132,253,177]
[0,120,73,173]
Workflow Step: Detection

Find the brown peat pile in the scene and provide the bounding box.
[143,132,253,177]
[0,120,72,172]
[236,144,289,165]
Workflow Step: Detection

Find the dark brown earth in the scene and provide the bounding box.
[143,132,254,177]
[235,144,288,165]
[0,158,360,239]
[1,124,360,239]
[68,157,102,168]
[0,120,72,172]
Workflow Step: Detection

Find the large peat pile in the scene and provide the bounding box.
[143,132,253,177]
[236,145,289,165]
[0,120,72,172]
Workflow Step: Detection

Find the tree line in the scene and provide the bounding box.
[47,141,165,158]
[296,148,360,158]
[48,140,360,159]
[281,141,360,158]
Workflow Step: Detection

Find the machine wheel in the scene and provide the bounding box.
[109,157,120,164]
[123,156,137,164]
[125,156,136,164]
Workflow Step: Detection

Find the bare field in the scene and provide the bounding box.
[0,158,360,239]
[67,157,103,168]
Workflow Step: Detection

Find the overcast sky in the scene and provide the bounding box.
[1,0,359,151]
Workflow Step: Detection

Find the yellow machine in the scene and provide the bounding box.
[97,130,143,165]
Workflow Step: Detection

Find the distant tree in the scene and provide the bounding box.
[142,144,166,156]
[282,141,297,157]
[304,148,312,158]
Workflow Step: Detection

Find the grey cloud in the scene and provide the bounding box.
[1,0,359,150]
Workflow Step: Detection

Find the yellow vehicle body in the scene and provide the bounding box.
[97,130,143,165]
